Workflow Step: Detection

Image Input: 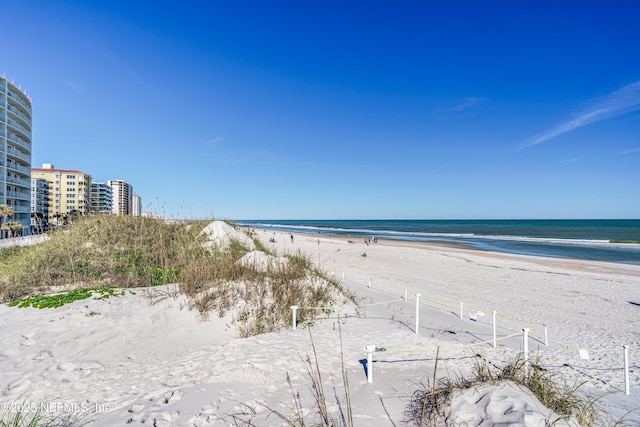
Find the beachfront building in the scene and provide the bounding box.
[132,194,141,217]
[0,75,33,237]
[90,182,113,214]
[31,177,50,233]
[32,164,92,223]
[108,179,133,215]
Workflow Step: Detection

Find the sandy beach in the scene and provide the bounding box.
[1,227,639,426]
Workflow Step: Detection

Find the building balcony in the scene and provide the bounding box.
[7,91,32,112]
[6,176,31,188]
[11,206,31,214]
[6,118,31,139]
[6,190,30,200]
[6,147,29,162]
[6,133,31,152]
[6,105,31,128]
[6,162,30,175]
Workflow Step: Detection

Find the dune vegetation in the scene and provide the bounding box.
[0,214,353,336]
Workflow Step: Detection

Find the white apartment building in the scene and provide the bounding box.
[108,179,133,215]
[132,193,141,217]
[0,75,32,236]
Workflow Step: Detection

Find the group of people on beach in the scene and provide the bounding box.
[347,235,378,245]
[267,233,294,243]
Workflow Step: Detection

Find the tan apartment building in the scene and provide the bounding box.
[31,164,91,221]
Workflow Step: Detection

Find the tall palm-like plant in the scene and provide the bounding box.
[0,204,15,239]
[2,221,22,238]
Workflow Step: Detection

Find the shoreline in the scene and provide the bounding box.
[281,229,640,277]
[241,220,640,266]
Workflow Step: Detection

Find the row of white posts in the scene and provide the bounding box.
[292,290,631,395]
[365,329,631,395]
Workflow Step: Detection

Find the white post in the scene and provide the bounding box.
[624,345,630,395]
[368,278,372,289]
[404,288,408,301]
[544,324,548,346]
[522,328,530,363]
[415,294,421,335]
[342,272,345,281]
[291,306,298,330]
[365,345,375,384]
[460,302,464,320]
[492,311,497,348]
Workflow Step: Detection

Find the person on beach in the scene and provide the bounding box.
[290,233,294,242]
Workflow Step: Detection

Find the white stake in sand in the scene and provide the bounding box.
[624,345,630,395]
[291,306,299,330]
[415,293,421,335]
[365,345,375,383]
[492,311,497,348]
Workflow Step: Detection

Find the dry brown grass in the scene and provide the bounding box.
[0,215,353,337]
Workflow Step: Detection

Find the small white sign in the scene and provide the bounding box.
[579,349,589,360]
[469,312,478,321]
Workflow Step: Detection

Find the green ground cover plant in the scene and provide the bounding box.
[6,288,131,309]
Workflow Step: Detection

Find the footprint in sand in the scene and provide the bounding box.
[33,350,53,360]
[162,390,184,404]
[4,378,32,395]
[57,361,77,371]
[148,410,180,427]
[20,332,36,346]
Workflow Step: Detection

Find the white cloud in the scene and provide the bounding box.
[558,155,587,164]
[521,81,640,149]
[205,137,223,146]
[437,97,488,114]
[65,81,82,92]
[617,147,640,155]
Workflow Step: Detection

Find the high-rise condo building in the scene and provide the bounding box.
[31,177,50,232]
[31,164,92,220]
[108,179,133,215]
[132,193,141,217]
[0,75,33,236]
[90,182,113,214]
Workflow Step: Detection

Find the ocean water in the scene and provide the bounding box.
[236,219,640,265]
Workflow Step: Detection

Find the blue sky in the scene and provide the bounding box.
[3,1,639,219]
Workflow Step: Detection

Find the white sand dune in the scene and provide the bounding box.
[237,250,289,272]
[1,229,639,426]
[199,221,256,251]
